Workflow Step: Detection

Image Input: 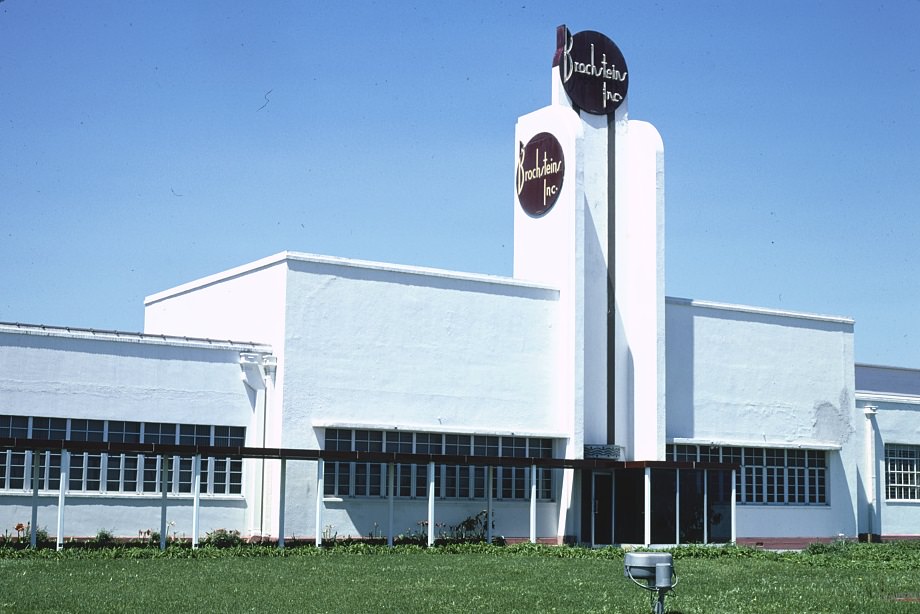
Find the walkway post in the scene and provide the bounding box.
[30,450,39,549]
[387,462,395,547]
[427,461,435,547]
[730,468,737,543]
[486,466,493,544]
[278,458,286,548]
[56,450,68,551]
[644,467,652,546]
[192,454,201,549]
[315,458,323,547]
[529,464,537,544]
[159,455,169,550]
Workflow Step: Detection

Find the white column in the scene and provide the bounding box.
[427,461,435,547]
[159,456,169,550]
[387,463,395,547]
[315,458,324,547]
[864,406,878,537]
[529,464,537,544]
[56,450,69,551]
[192,454,201,549]
[643,467,651,546]
[278,458,286,548]
[30,450,39,549]
[486,466,493,544]
[730,469,737,543]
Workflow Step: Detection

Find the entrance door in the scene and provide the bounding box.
[593,473,613,545]
[614,469,645,544]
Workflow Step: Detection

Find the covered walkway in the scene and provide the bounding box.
[0,436,736,549]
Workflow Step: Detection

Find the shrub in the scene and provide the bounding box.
[93,528,116,547]
[203,528,242,548]
[36,527,51,544]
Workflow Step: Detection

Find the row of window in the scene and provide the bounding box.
[667,444,828,505]
[886,444,920,501]
[323,429,555,501]
[6,416,917,504]
[0,415,245,495]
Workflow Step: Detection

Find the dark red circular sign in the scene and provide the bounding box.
[558,27,628,115]
[516,132,565,217]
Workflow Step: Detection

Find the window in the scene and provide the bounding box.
[414,433,442,498]
[502,437,528,500]
[886,444,919,500]
[807,450,826,503]
[354,430,383,497]
[142,422,176,493]
[665,444,828,505]
[698,446,721,463]
[6,451,27,490]
[721,447,743,497]
[323,428,556,501]
[473,435,499,499]
[0,414,245,496]
[323,428,352,497]
[529,438,554,500]
[385,431,414,498]
[444,434,471,499]
[179,424,211,493]
[31,417,67,441]
[32,418,66,490]
[213,426,245,494]
[69,419,105,492]
[107,421,141,493]
[787,449,806,504]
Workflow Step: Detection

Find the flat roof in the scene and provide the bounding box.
[0,321,272,353]
[665,296,855,325]
[856,362,920,374]
[145,250,559,305]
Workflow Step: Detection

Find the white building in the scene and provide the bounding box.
[2,27,918,547]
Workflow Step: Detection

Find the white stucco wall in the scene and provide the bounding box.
[857,364,920,537]
[0,325,265,539]
[142,252,566,540]
[280,256,561,442]
[512,103,582,456]
[513,92,665,462]
[144,253,288,350]
[665,298,859,539]
[278,256,563,540]
[0,329,261,424]
[616,120,666,461]
[144,254,291,537]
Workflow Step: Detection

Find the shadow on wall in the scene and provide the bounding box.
[664,301,695,441]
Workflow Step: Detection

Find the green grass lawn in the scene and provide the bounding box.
[1,543,919,613]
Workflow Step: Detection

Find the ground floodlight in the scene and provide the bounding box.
[624,552,678,614]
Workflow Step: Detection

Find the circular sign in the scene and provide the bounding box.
[559,28,628,115]
[516,132,565,217]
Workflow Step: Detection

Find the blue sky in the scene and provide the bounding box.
[1,1,919,367]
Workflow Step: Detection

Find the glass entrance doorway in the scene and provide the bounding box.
[581,467,734,545]
[593,473,613,545]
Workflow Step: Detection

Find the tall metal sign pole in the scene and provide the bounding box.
[556,25,629,445]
